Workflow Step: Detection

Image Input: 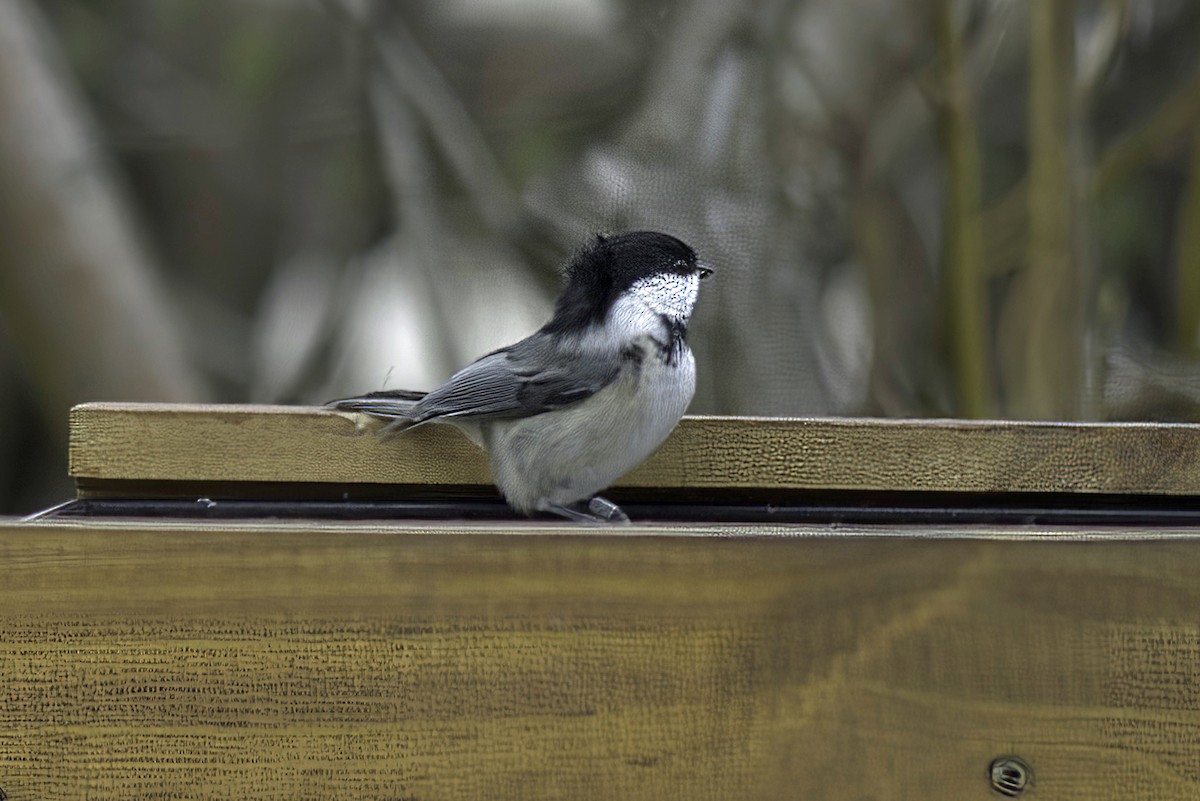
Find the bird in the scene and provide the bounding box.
[327,230,712,523]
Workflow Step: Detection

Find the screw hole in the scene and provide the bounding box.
[989,756,1031,796]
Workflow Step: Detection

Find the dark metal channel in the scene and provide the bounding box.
[30,493,1200,526]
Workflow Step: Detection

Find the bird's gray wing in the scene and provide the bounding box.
[411,337,620,423]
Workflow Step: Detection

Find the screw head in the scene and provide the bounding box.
[989,756,1031,796]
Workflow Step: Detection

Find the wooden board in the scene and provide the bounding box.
[3,520,1200,799]
[69,402,1200,495]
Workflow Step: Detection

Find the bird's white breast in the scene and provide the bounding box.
[484,346,694,513]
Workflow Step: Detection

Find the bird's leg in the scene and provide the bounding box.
[538,500,604,524]
[536,497,630,525]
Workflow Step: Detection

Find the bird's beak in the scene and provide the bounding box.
[698,264,714,279]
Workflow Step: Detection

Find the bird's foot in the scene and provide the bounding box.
[537,497,631,525]
[587,496,630,524]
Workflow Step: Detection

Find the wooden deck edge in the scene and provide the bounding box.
[9,516,1200,541]
[5,523,1200,799]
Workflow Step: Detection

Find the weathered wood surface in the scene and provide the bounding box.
[69,402,1200,494]
[4,519,1200,799]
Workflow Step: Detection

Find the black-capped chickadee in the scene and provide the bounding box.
[328,231,712,523]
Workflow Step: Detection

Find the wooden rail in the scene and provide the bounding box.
[69,402,1200,494]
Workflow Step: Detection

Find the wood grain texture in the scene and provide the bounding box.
[4,519,1200,799]
[69,402,1200,494]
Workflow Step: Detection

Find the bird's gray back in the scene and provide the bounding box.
[411,334,621,423]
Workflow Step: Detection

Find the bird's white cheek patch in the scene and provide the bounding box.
[628,273,701,319]
[608,272,702,340]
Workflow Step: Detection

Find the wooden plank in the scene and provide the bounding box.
[3,519,1200,799]
[69,402,1200,494]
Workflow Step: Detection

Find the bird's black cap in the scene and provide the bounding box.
[544,231,703,333]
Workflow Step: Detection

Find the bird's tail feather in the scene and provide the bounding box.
[325,389,427,437]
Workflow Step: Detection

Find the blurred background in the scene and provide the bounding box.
[3,0,1200,513]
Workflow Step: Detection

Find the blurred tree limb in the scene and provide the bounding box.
[326,1,528,238]
[1093,65,1200,195]
[1078,0,1130,105]
[367,74,461,373]
[623,0,758,155]
[856,178,945,416]
[933,0,990,417]
[0,0,206,430]
[1176,126,1200,351]
[370,13,523,237]
[1086,18,1200,356]
[1000,0,1082,419]
[324,0,573,286]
